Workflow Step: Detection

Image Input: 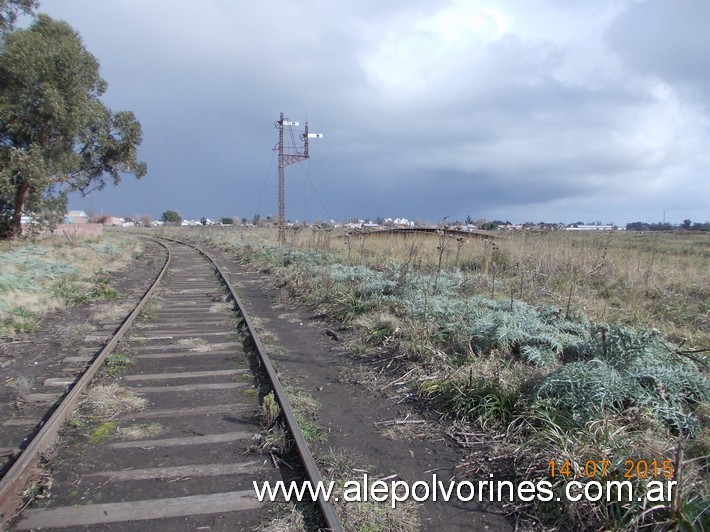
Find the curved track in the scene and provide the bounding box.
[0,238,341,531]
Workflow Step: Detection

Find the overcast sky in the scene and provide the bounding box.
[35,0,709,225]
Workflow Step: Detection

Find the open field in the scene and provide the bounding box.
[158,226,709,348]
[156,225,708,530]
[3,226,707,529]
[0,233,145,337]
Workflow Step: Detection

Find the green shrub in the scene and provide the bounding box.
[534,326,708,435]
[420,374,518,428]
[534,362,625,421]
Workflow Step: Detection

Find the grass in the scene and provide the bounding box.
[138,299,158,321]
[83,383,147,419]
[246,307,328,446]
[261,424,289,454]
[282,384,325,445]
[176,337,217,352]
[103,351,135,378]
[0,233,138,337]
[318,451,420,532]
[249,227,708,348]
[66,415,90,431]
[294,415,325,445]
[145,226,709,530]
[1,306,41,334]
[261,391,281,426]
[117,423,163,440]
[87,421,117,444]
[255,505,306,531]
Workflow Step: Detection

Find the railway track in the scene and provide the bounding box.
[0,238,341,531]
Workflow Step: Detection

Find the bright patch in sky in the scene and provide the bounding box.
[363,3,509,93]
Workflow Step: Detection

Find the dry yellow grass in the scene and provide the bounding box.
[154,225,709,346]
[308,228,709,346]
[117,423,164,440]
[84,383,147,419]
[0,232,142,336]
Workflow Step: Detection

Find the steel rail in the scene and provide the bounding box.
[0,238,172,524]
[162,237,343,532]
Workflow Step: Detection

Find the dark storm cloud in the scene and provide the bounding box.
[32,0,710,224]
[606,0,710,97]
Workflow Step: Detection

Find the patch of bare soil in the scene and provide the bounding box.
[207,246,514,531]
[0,237,165,477]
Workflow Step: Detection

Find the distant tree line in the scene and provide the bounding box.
[626,220,709,232]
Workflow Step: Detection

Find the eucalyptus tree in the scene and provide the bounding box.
[0,0,36,34]
[0,14,146,238]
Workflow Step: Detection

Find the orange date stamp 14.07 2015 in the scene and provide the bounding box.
[548,459,675,480]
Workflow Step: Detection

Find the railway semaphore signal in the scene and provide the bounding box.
[274,112,322,245]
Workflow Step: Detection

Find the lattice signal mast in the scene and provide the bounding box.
[274,112,322,244]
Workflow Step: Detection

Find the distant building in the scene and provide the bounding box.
[103,216,124,226]
[565,224,615,231]
[393,218,414,227]
[65,210,89,224]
